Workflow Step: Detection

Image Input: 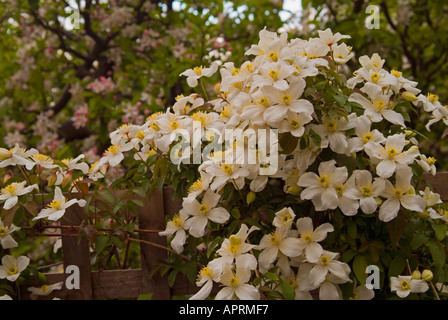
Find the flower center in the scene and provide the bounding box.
[170,121,179,130]
[230,276,239,287]
[258,97,269,107]
[222,164,233,175]
[325,120,337,132]
[2,184,17,196]
[361,186,373,197]
[427,93,439,104]
[105,145,120,155]
[400,280,410,290]
[394,188,403,199]
[371,72,381,83]
[362,132,373,143]
[320,256,329,265]
[374,101,386,112]
[269,233,280,245]
[387,147,398,159]
[282,214,292,223]
[228,235,241,255]
[136,131,145,141]
[0,227,7,237]
[150,122,160,131]
[171,214,182,228]
[49,200,63,210]
[268,51,278,62]
[282,94,291,105]
[8,266,17,275]
[391,70,402,78]
[335,184,344,196]
[41,285,49,293]
[318,175,329,188]
[32,154,53,163]
[290,120,300,129]
[198,266,212,281]
[193,66,203,76]
[188,178,203,195]
[199,204,208,215]
[268,69,279,80]
[303,233,313,243]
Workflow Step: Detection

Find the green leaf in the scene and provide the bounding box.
[341,249,358,263]
[137,293,153,300]
[184,261,198,284]
[167,270,178,287]
[347,221,357,239]
[308,128,321,147]
[410,233,429,250]
[353,255,369,285]
[280,281,295,300]
[388,255,406,278]
[95,235,109,255]
[279,132,299,154]
[263,272,279,281]
[432,224,447,241]
[429,241,446,268]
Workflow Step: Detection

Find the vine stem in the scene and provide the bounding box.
[429,281,441,300]
[20,225,164,234]
[127,237,191,262]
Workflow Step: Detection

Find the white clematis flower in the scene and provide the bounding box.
[209,224,259,272]
[344,170,385,214]
[182,190,230,238]
[298,160,348,210]
[180,62,218,88]
[378,166,426,222]
[33,187,87,221]
[0,220,20,249]
[390,275,429,298]
[159,211,189,254]
[0,181,38,210]
[257,225,302,273]
[296,217,334,262]
[28,282,64,300]
[364,133,420,178]
[0,255,30,282]
[215,265,260,300]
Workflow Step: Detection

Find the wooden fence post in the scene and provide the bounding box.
[60,204,93,299]
[137,188,171,299]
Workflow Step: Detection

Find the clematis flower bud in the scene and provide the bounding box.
[401,91,418,102]
[412,270,422,280]
[0,148,12,160]
[47,173,58,187]
[246,191,256,205]
[61,173,72,188]
[422,269,433,281]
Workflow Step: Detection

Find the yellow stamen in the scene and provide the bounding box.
[193,66,203,76]
[48,200,63,210]
[268,51,278,62]
[318,175,329,188]
[362,132,373,144]
[8,266,17,275]
[371,72,381,83]
[361,186,372,197]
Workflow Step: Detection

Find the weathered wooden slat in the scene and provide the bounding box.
[137,188,171,299]
[422,172,448,201]
[61,203,93,299]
